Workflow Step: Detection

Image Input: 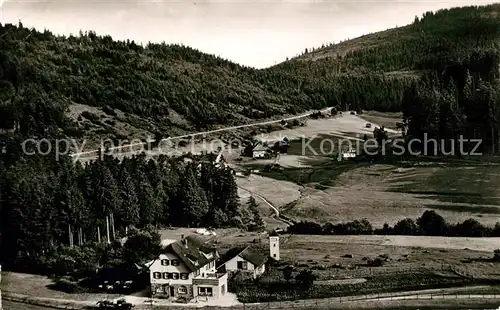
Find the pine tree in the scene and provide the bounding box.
[118,167,140,230]
[247,196,265,232]
[178,167,209,227]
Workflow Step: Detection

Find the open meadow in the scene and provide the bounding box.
[227,111,500,228]
[266,162,500,227]
[212,231,500,303]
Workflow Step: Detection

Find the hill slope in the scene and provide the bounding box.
[0,3,499,145]
[289,4,500,72]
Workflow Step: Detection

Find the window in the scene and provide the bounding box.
[199,287,213,296]
[153,272,161,279]
[172,273,179,280]
[273,254,276,258]
[171,259,180,266]
[273,244,276,247]
[178,286,187,294]
[180,273,189,280]
[167,273,173,279]
[162,272,168,279]
[161,259,169,266]
[237,261,248,270]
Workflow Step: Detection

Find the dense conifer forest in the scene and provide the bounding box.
[1,3,500,274]
[0,4,498,140]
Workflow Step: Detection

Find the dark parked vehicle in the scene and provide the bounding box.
[366,123,372,128]
[96,299,133,310]
[350,111,356,115]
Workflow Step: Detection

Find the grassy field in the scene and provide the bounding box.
[219,232,500,303]
[359,111,403,130]
[230,111,500,227]
[279,235,500,279]
[0,272,119,302]
[255,160,500,227]
[211,232,500,284]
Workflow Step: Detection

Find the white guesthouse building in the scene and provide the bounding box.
[147,235,228,301]
[217,245,267,279]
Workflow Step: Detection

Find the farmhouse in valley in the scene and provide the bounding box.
[252,144,272,159]
[217,245,267,279]
[146,235,228,301]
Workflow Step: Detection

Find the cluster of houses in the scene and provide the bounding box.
[146,232,280,302]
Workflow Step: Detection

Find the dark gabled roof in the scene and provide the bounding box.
[219,246,247,266]
[165,235,217,272]
[222,245,268,268]
[239,246,268,267]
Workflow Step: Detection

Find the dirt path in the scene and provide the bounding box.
[238,186,280,217]
[237,185,293,226]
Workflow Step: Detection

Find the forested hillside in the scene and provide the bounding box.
[0,3,498,144]
[292,4,500,73]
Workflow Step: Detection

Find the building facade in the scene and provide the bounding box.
[218,246,267,279]
[147,235,228,302]
[252,145,271,158]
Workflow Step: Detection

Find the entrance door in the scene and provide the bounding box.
[169,286,175,297]
[221,284,225,295]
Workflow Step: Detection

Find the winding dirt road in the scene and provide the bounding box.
[237,185,294,226]
[70,107,334,160]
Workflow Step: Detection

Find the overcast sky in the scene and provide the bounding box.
[0,0,495,68]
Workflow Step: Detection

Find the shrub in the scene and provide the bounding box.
[393,218,419,235]
[50,278,82,293]
[81,111,100,123]
[417,210,448,236]
[295,270,317,290]
[102,106,117,116]
[367,257,384,267]
[494,249,500,261]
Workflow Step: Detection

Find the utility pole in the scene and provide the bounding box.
[97,226,101,243]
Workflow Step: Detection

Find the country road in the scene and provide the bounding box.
[70,107,333,159]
